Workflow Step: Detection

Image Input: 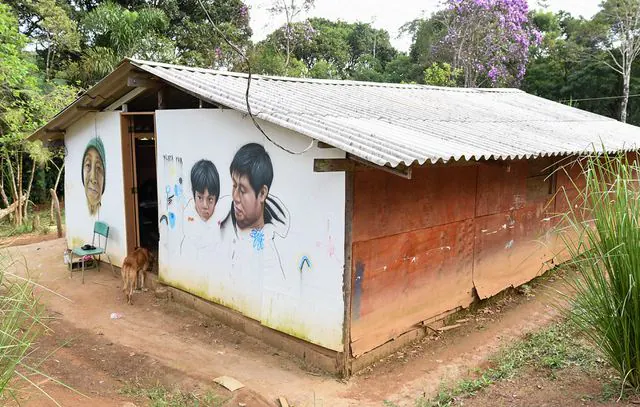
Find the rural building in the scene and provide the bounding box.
[30,59,640,376]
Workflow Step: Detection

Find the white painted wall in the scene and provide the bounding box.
[64,112,128,266]
[156,109,346,351]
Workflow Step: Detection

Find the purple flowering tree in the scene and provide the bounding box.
[440,0,541,87]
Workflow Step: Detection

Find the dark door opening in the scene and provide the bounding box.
[132,117,158,254]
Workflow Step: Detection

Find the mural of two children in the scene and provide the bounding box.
[178,143,290,314]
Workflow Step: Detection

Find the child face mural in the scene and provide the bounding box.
[190,159,220,222]
[230,143,273,231]
[81,138,106,215]
[195,189,216,221]
[232,173,267,230]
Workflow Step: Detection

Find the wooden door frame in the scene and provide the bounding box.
[121,112,156,254]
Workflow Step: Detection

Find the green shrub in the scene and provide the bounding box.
[559,152,640,389]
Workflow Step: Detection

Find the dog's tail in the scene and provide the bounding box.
[122,264,132,293]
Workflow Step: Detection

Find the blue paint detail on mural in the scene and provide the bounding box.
[352,262,365,321]
[299,256,312,271]
[250,228,265,251]
[174,183,183,198]
[165,185,171,195]
[169,212,176,229]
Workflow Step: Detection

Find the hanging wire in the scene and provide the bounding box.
[196,0,314,155]
[559,93,640,103]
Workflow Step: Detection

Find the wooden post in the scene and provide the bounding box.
[158,87,167,109]
[32,215,40,232]
[341,170,355,378]
[50,188,62,238]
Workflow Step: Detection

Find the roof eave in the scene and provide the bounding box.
[28,59,137,142]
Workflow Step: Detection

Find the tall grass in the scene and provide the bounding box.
[0,252,47,399]
[0,251,78,405]
[558,152,640,390]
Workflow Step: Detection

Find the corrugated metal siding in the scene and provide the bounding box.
[120,60,640,166]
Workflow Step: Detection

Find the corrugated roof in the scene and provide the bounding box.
[32,58,640,167]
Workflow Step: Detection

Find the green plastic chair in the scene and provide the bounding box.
[70,221,116,283]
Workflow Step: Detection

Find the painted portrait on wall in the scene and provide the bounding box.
[181,159,229,260]
[218,143,290,319]
[221,143,290,248]
[81,137,106,216]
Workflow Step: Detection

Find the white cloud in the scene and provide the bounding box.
[245,0,602,52]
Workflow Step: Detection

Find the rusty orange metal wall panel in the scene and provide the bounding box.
[475,161,528,217]
[350,157,572,356]
[472,160,557,298]
[473,206,556,298]
[350,219,474,357]
[352,165,477,243]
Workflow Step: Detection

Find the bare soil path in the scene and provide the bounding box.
[3,238,601,406]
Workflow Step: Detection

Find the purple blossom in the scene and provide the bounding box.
[441,0,540,86]
[239,4,248,18]
[214,47,222,59]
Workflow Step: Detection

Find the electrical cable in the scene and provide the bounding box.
[559,93,640,103]
[196,0,314,155]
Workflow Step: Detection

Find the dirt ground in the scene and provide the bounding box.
[0,229,61,248]
[461,366,624,407]
[2,238,631,406]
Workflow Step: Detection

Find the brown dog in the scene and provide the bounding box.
[121,247,153,305]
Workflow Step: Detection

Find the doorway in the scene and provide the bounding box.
[121,113,159,262]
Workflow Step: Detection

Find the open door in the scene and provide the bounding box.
[121,112,158,260]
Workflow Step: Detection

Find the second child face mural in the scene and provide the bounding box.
[190,159,220,222]
[81,137,106,216]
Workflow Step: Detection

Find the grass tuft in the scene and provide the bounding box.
[0,251,63,403]
[388,322,600,407]
[557,152,640,390]
[120,382,227,407]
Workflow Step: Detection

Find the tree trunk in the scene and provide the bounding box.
[23,159,37,221]
[17,155,23,226]
[50,188,62,238]
[50,162,64,224]
[6,157,22,226]
[621,66,631,123]
[0,159,10,209]
[0,196,26,221]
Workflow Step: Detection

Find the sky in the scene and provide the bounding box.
[244,0,603,52]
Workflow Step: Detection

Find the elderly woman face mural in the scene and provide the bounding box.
[81,138,106,215]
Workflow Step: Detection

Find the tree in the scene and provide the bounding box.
[400,11,448,66]
[0,3,76,224]
[247,41,308,76]
[308,59,338,79]
[160,0,252,69]
[523,10,631,123]
[596,0,640,123]
[439,0,541,87]
[256,18,399,80]
[384,54,420,83]
[423,62,462,86]
[268,0,315,74]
